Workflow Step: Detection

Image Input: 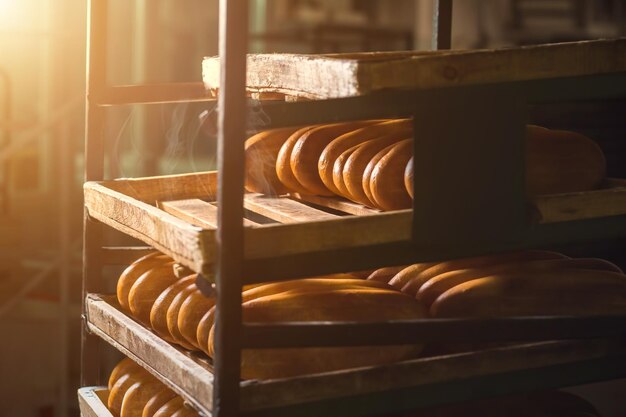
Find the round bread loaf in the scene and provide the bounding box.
[275,126,317,194]
[153,397,185,417]
[362,143,399,209]
[128,262,177,324]
[142,390,178,417]
[117,253,171,312]
[108,357,140,390]
[332,144,364,199]
[404,156,414,199]
[150,275,197,342]
[369,139,413,210]
[178,289,216,349]
[120,380,165,417]
[166,284,198,350]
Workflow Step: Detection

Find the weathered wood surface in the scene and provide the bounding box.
[533,180,626,223]
[160,199,257,228]
[86,295,214,415]
[84,181,213,274]
[84,294,626,414]
[85,171,626,277]
[244,193,336,223]
[239,339,626,411]
[77,387,113,417]
[203,39,626,99]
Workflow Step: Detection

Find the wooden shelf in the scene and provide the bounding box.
[84,171,626,280]
[203,38,626,100]
[85,293,626,416]
[78,387,113,417]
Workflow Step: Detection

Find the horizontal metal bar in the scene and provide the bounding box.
[241,316,626,348]
[91,83,214,106]
[242,214,626,284]
[241,355,626,417]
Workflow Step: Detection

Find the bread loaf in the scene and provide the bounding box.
[344,134,407,206]
[387,263,437,294]
[108,368,150,417]
[432,269,626,318]
[208,286,425,379]
[362,143,401,209]
[369,139,413,210]
[108,357,140,390]
[291,121,376,195]
[142,390,177,417]
[319,119,412,194]
[332,144,365,199]
[526,125,606,195]
[400,250,568,297]
[170,406,198,417]
[153,398,185,417]
[276,126,317,194]
[128,262,178,324]
[120,380,164,417]
[177,289,216,349]
[245,127,301,195]
[367,266,408,284]
[166,284,198,350]
[117,253,171,312]
[417,257,622,308]
[150,275,197,342]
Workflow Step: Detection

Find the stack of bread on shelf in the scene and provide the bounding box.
[105,356,602,417]
[116,249,626,379]
[245,121,606,210]
[107,357,197,417]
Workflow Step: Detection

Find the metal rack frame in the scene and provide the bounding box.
[82,1,626,416]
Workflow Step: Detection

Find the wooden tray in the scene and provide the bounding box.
[78,387,113,417]
[84,171,626,277]
[202,39,626,100]
[85,294,626,416]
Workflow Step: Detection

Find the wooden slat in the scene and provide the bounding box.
[533,183,626,223]
[242,210,412,260]
[85,294,214,415]
[103,171,218,203]
[203,39,626,99]
[239,339,625,411]
[291,193,380,216]
[160,199,257,228]
[84,294,626,415]
[244,194,337,223]
[77,387,113,417]
[84,182,213,275]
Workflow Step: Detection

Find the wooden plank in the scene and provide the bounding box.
[203,39,626,99]
[533,182,626,223]
[244,194,337,223]
[160,199,257,228]
[78,387,113,417]
[84,182,213,275]
[239,339,626,411]
[291,193,380,216]
[102,171,218,204]
[241,210,412,260]
[85,294,214,415]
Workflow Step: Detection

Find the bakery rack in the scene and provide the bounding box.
[80,1,626,417]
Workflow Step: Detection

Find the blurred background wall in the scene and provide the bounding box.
[0,1,624,416]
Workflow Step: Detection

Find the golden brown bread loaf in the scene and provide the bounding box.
[362,142,400,208]
[150,275,197,342]
[275,126,317,194]
[431,268,626,318]
[170,406,198,417]
[207,284,425,379]
[121,380,164,417]
[369,139,414,210]
[417,257,622,308]
[195,310,213,356]
[117,253,171,312]
[291,121,376,195]
[399,250,568,297]
[177,289,216,349]
[153,398,185,417]
[142,390,178,417]
[166,284,198,350]
[387,263,438,293]
[332,144,364,199]
[319,119,412,194]
[526,125,606,195]
[108,367,150,417]
[367,266,408,283]
[343,134,407,206]
[108,357,140,390]
[245,127,301,195]
[128,262,177,325]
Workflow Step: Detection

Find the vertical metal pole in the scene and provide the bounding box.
[82,0,108,387]
[214,0,248,416]
[431,0,452,50]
